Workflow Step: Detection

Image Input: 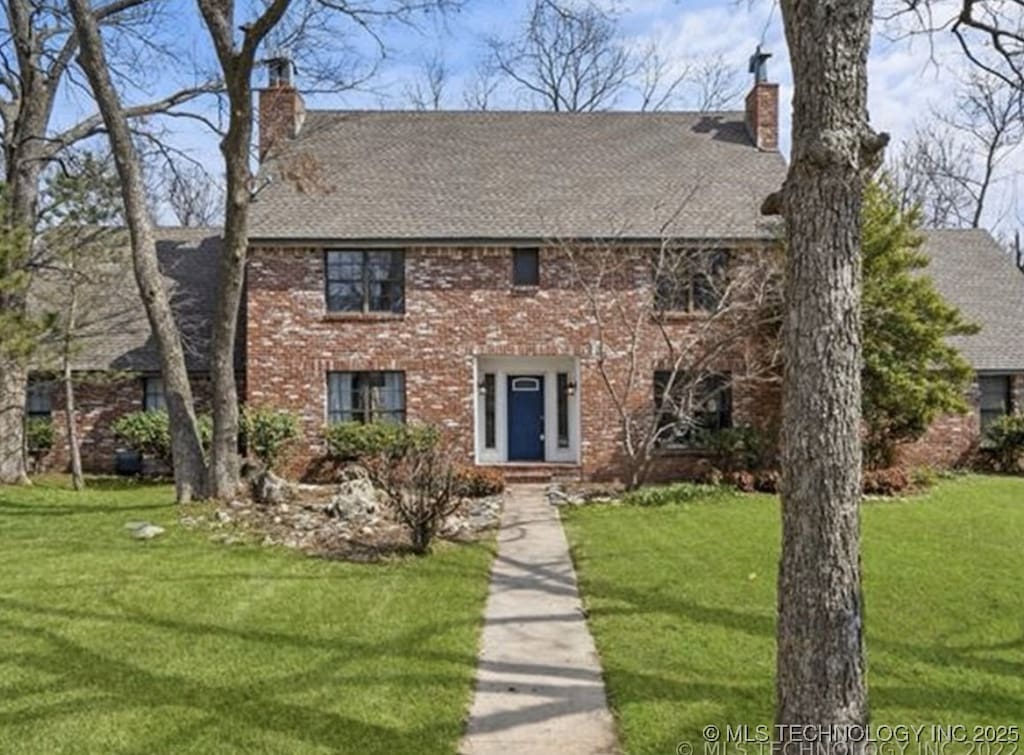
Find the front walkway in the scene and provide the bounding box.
[460,485,618,755]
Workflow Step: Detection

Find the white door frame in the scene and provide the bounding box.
[473,355,580,464]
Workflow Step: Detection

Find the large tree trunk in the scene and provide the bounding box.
[774,1,882,747]
[69,0,207,502]
[0,360,30,484]
[206,79,252,500]
[196,0,294,500]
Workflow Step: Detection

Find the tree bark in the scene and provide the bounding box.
[69,0,207,502]
[197,0,292,500]
[63,359,85,492]
[775,0,880,747]
[63,267,85,491]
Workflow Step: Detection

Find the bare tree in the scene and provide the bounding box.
[636,42,689,112]
[486,0,638,112]
[75,0,452,500]
[692,53,745,112]
[887,70,1022,228]
[765,1,887,746]
[69,0,209,502]
[562,236,782,489]
[164,163,223,227]
[0,0,214,484]
[462,66,500,110]
[404,52,449,110]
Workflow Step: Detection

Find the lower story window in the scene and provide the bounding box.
[27,381,52,419]
[654,370,732,447]
[979,374,1013,435]
[328,371,406,424]
[143,377,166,412]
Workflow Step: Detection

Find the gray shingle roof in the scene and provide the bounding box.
[920,228,1024,371]
[28,228,222,373]
[250,110,788,241]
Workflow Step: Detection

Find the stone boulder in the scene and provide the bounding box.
[253,470,293,506]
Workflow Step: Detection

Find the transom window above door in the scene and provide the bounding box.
[325,250,404,313]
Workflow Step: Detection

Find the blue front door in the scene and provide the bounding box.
[508,375,545,461]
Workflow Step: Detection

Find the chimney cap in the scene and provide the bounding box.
[264,51,295,87]
[748,45,772,84]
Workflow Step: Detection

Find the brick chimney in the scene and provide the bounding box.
[258,55,305,161]
[745,46,779,152]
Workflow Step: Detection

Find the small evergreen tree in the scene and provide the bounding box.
[861,180,979,467]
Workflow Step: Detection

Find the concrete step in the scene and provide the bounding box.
[481,463,583,484]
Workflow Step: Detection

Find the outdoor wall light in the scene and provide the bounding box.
[567,380,577,396]
[478,381,487,395]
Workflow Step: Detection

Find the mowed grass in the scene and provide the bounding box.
[563,475,1024,755]
[0,477,494,754]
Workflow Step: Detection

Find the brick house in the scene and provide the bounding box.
[23,65,1024,481]
[26,229,222,473]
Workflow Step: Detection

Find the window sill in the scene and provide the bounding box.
[510,285,540,296]
[321,312,405,323]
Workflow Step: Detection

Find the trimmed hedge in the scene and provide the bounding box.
[323,422,438,461]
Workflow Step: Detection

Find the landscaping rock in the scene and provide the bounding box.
[128,522,165,540]
[203,475,502,561]
[253,470,292,505]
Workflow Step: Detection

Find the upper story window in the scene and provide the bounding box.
[979,374,1013,435]
[512,248,540,287]
[26,382,52,419]
[327,371,406,424]
[325,250,405,313]
[654,370,732,447]
[143,377,166,412]
[654,249,728,312]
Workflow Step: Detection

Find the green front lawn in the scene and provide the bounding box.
[563,476,1024,755]
[0,478,493,754]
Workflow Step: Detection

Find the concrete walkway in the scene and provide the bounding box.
[460,485,618,755]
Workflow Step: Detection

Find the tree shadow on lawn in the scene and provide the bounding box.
[0,595,481,754]
[0,499,170,517]
[581,577,1024,730]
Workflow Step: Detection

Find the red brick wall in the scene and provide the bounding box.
[745,82,780,151]
[246,244,781,481]
[899,373,1024,469]
[35,374,212,474]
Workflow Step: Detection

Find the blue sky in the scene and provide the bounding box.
[56,0,1021,235]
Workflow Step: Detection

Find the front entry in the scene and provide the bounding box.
[507,375,545,461]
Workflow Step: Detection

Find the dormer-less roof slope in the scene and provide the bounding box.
[249,110,789,242]
[28,227,223,373]
[920,228,1024,372]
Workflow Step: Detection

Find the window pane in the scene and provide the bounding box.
[327,372,355,423]
[654,371,731,446]
[653,251,691,311]
[329,371,405,424]
[327,281,363,312]
[512,248,539,286]
[692,251,728,311]
[366,251,402,280]
[144,378,166,412]
[484,373,496,449]
[557,373,570,448]
[326,251,363,281]
[26,382,52,417]
[368,281,405,313]
[979,376,1011,412]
